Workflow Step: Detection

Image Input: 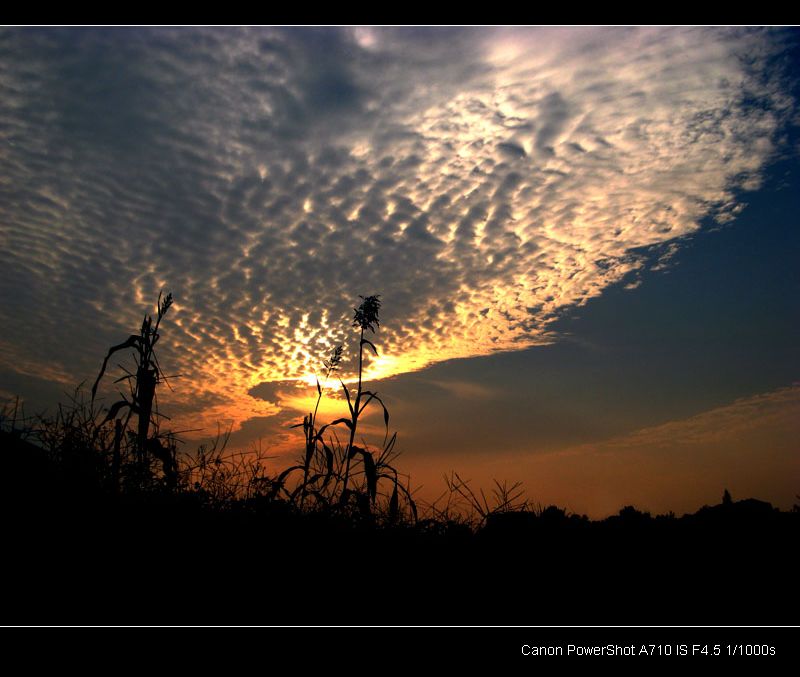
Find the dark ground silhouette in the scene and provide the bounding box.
[2,429,796,626]
[2,293,796,625]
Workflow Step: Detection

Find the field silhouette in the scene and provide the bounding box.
[1,294,797,626]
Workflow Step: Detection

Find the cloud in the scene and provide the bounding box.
[591,385,800,451]
[0,27,795,434]
[486,385,800,517]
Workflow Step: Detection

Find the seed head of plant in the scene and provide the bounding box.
[323,344,344,373]
[159,291,173,318]
[353,295,381,333]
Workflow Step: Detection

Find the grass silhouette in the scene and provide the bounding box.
[0,292,797,626]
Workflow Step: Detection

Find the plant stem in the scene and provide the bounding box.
[340,327,364,500]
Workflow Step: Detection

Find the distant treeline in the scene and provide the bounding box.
[2,428,797,626]
[1,291,796,625]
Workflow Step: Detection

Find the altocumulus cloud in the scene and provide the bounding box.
[0,27,794,433]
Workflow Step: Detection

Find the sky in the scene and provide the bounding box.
[1,26,798,517]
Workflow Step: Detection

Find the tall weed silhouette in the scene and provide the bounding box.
[91,291,176,486]
[275,295,417,523]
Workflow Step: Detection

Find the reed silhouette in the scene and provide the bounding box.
[0,292,797,626]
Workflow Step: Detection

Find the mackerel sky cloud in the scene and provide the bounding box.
[0,27,795,438]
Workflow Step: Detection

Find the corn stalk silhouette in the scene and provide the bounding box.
[91,291,174,481]
[276,295,416,522]
[295,344,342,509]
[336,294,387,504]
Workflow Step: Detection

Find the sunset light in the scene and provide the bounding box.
[1,25,797,530]
[2,25,799,637]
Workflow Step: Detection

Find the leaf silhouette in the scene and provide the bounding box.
[101,399,132,425]
[91,335,141,400]
[350,446,377,502]
[389,481,399,521]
